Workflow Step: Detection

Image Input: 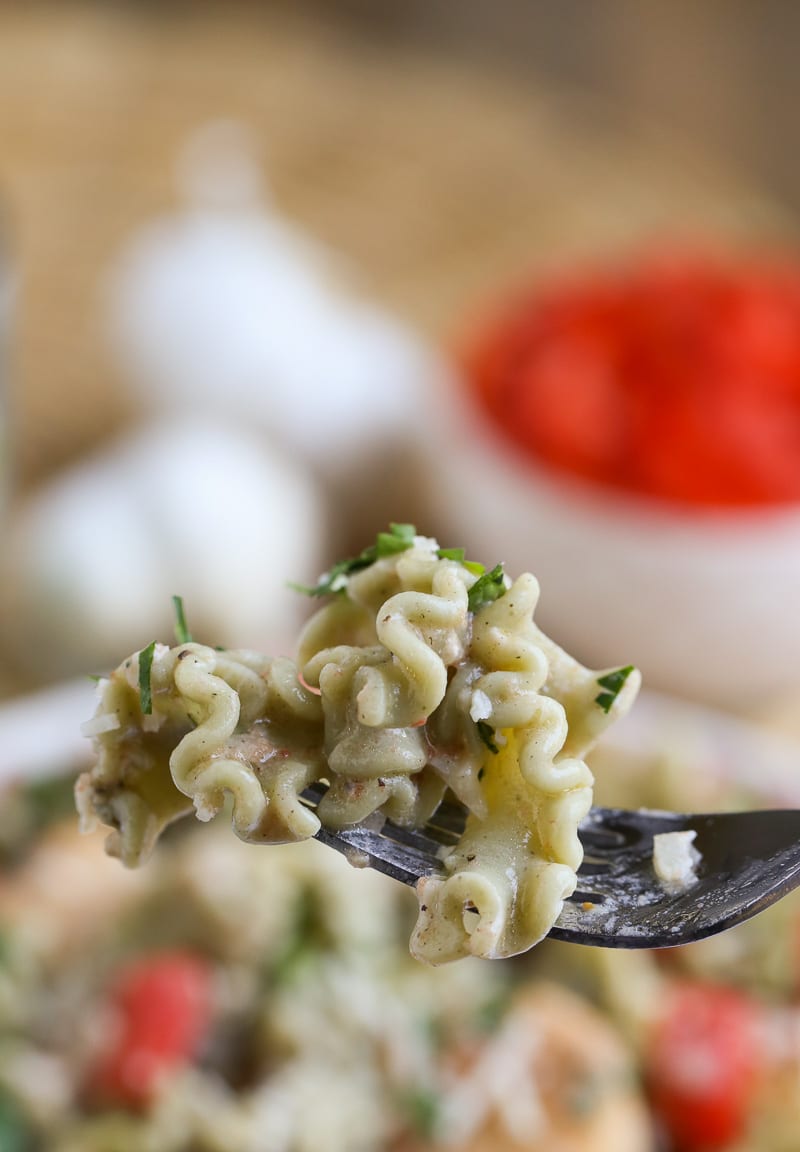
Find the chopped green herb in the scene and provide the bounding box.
[402,1088,441,1141]
[138,640,157,715]
[473,986,512,1034]
[467,563,507,613]
[289,561,354,598]
[293,523,418,597]
[375,522,416,554]
[476,720,499,755]
[87,673,103,684]
[26,775,77,828]
[172,595,193,644]
[436,546,464,562]
[594,665,635,714]
[0,1087,33,1152]
[271,886,332,984]
[436,546,485,575]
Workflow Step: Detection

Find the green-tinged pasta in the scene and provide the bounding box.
[77,531,640,962]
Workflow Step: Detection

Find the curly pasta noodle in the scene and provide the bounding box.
[78,531,640,963]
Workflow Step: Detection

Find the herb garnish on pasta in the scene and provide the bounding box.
[77,528,640,963]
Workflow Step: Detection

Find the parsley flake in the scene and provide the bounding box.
[402,1088,441,1141]
[293,523,418,597]
[594,665,635,714]
[138,640,157,715]
[476,720,499,755]
[436,546,485,575]
[467,564,507,613]
[172,595,193,644]
[375,522,416,555]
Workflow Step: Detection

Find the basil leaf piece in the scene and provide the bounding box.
[594,665,635,714]
[172,595,193,644]
[476,720,499,755]
[467,564,507,613]
[138,640,157,715]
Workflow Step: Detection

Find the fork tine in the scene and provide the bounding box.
[379,820,455,855]
[309,791,800,952]
[314,823,445,886]
[425,799,468,837]
[579,828,629,854]
[579,807,691,852]
[575,861,613,876]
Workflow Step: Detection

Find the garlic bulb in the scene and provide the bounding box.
[0,418,325,679]
[107,121,435,485]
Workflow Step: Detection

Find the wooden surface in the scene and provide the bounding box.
[0,1,793,489]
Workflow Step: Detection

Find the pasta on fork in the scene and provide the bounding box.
[77,526,639,964]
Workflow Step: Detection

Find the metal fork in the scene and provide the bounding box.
[306,788,800,948]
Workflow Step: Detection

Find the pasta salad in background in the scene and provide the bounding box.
[4,694,800,1150]
[0,784,650,1152]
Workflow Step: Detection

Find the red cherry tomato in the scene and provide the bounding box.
[463,251,800,508]
[86,951,213,1109]
[646,981,763,1150]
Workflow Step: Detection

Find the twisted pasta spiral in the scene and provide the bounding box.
[78,531,639,963]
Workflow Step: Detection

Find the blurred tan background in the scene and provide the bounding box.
[3,0,796,491]
[3,0,800,719]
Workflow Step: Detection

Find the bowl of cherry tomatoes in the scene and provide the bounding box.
[422,248,800,708]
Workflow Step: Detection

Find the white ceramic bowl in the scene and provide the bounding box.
[418,371,800,709]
